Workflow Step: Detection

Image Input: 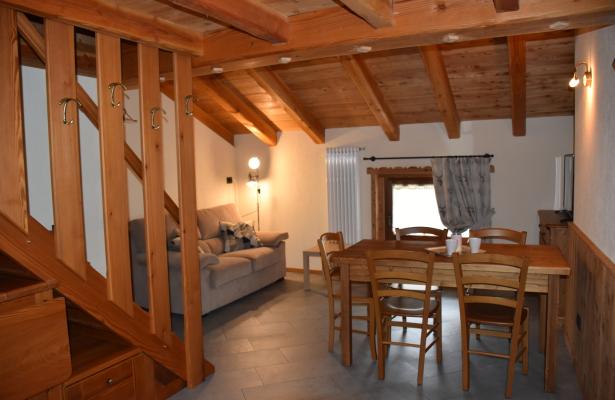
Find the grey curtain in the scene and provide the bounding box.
[431,157,494,234]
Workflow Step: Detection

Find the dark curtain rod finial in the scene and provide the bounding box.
[363,153,494,162]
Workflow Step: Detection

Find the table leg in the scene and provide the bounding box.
[539,294,547,353]
[544,275,560,392]
[303,252,311,291]
[340,263,352,367]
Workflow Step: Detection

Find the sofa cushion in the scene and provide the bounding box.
[208,257,252,288]
[222,247,281,272]
[129,219,147,254]
[199,238,224,255]
[256,231,289,247]
[197,204,242,239]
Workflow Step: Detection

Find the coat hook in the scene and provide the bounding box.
[150,107,166,130]
[108,82,128,108]
[58,97,82,125]
[184,95,197,116]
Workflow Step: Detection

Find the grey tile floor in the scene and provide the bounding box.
[171,272,582,400]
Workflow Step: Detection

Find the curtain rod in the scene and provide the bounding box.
[363,153,493,162]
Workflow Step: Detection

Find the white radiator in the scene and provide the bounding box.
[326,147,361,245]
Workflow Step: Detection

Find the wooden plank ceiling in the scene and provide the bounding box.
[15,0,607,144]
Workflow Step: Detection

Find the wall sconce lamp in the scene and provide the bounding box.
[248,157,261,230]
[569,62,592,88]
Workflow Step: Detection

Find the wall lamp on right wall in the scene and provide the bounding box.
[569,62,592,88]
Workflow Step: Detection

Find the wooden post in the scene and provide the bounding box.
[45,20,87,278]
[173,52,205,387]
[96,33,133,315]
[138,44,172,343]
[0,6,28,233]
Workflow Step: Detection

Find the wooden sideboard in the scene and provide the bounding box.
[538,210,570,320]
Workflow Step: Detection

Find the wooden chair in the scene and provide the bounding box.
[317,232,376,360]
[453,253,530,399]
[366,250,442,384]
[393,227,445,329]
[469,228,527,245]
[395,226,448,245]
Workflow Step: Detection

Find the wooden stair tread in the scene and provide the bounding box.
[0,273,56,303]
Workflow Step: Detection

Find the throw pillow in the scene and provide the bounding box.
[220,221,262,252]
[168,228,206,254]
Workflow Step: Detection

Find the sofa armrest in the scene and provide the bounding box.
[257,231,289,247]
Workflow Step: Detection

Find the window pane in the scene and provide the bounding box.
[392,183,446,233]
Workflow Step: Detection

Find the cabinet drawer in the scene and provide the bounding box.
[65,359,134,400]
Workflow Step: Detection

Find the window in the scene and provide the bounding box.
[368,167,468,240]
[391,182,446,233]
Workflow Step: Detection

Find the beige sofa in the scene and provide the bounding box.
[130,203,288,315]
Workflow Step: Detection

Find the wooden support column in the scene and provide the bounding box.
[0,6,28,233]
[508,36,526,136]
[340,55,399,141]
[173,53,205,388]
[248,68,325,144]
[45,20,87,278]
[138,44,172,343]
[96,33,133,315]
[420,45,460,139]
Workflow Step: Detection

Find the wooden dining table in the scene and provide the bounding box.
[331,239,570,393]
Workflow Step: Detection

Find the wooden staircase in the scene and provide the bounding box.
[0,4,212,397]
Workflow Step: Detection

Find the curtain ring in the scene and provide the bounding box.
[184,95,196,116]
[58,97,82,125]
[150,107,166,130]
[108,82,128,108]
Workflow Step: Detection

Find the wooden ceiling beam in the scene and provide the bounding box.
[419,46,460,139]
[198,77,279,146]
[340,55,398,141]
[338,0,393,28]
[247,68,324,144]
[166,0,288,43]
[192,0,615,76]
[507,36,526,136]
[160,82,235,145]
[2,0,203,55]
[494,0,520,13]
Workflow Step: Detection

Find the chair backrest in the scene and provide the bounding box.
[469,227,527,245]
[453,253,529,330]
[366,250,436,320]
[317,232,345,294]
[395,226,448,245]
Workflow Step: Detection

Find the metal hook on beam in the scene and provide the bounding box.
[108,82,128,108]
[150,107,166,130]
[58,97,82,125]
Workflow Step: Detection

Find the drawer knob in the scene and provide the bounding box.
[106,378,114,385]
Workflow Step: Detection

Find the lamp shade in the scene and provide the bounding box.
[248,157,261,170]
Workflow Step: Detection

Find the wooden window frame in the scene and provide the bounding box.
[367,167,434,240]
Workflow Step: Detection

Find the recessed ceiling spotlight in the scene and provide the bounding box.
[354,45,372,54]
[278,56,292,64]
[549,21,570,30]
[442,33,460,43]
[211,66,224,74]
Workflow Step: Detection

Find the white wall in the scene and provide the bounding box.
[574,25,615,262]
[235,117,574,268]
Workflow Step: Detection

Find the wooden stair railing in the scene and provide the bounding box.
[1,6,211,390]
[15,12,180,223]
[0,213,189,380]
